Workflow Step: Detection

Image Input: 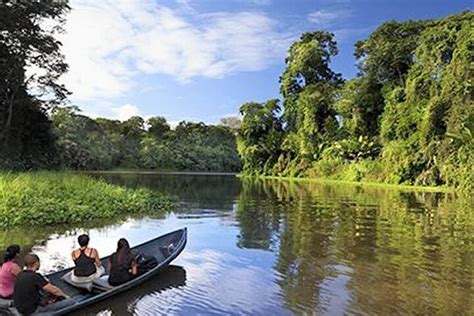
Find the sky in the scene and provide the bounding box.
[58,0,471,126]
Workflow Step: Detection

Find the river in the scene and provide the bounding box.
[1,173,473,315]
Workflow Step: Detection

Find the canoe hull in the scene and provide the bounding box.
[5,228,187,316]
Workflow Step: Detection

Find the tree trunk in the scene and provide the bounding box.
[5,95,14,127]
[1,87,18,144]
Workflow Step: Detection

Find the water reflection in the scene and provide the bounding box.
[1,173,473,315]
[90,172,241,212]
[235,180,281,250]
[237,178,474,315]
[72,265,186,316]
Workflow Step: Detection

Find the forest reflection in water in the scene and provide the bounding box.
[237,178,474,315]
[1,173,472,315]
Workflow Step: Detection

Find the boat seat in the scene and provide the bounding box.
[61,271,94,292]
[93,275,114,292]
[0,297,14,308]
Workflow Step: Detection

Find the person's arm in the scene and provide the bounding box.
[43,283,68,298]
[93,249,101,267]
[108,257,112,272]
[10,263,22,276]
[130,260,138,276]
[71,250,76,261]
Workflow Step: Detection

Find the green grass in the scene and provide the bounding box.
[0,171,174,227]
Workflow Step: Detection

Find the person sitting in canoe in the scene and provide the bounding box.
[108,238,138,286]
[13,254,71,315]
[71,234,104,284]
[0,245,22,299]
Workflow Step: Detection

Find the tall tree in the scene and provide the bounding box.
[354,20,425,86]
[237,100,283,174]
[279,31,343,161]
[338,20,426,138]
[280,31,343,132]
[0,0,70,168]
[147,116,170,139]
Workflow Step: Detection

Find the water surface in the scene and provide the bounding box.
[1,173,473,315]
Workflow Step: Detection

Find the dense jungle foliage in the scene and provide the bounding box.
[51,107,241,171]
[0,1,240,172]
[237,12,473,190]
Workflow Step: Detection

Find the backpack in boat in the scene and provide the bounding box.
[136,253,158,275]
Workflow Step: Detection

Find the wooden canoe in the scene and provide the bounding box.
[2,228,187,315]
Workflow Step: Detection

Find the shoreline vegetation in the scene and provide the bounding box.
[237,12,473,192]
[0,172,174,227]
[85,170,238,176]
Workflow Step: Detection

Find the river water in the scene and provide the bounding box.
[1,173,473,315]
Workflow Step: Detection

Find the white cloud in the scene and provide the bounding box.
[60,0,290,102]
[308,9,351,28]
[167,120,181,129]
[112,104,141,121]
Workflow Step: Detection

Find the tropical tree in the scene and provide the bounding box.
[0,0,70,168]
[280,31,343,132]
[147,116,170,139]
[51,107,119,170]
[237,100,283,174]
[278,31,343,166]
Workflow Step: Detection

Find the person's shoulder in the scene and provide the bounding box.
[89,248,99,258]
[34,271,45,278]
[33,272,48,283]
[11,261,22,270]
[7,260,20,268]
[16,270,27,278]
[19,269,32,275]
[17,270,37,281]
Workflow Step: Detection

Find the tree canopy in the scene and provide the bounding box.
[51,108,242,171]
[0,0,69,169]
[237,12,474,190]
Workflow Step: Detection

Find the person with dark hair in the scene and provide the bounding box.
[13,253,70,314]
[108,238,138,286]
[0,245,22,299]
[71,234,104,284]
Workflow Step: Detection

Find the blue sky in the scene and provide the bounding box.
[59,0,471,126]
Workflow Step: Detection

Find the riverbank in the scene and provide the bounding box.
[0,172,174,227]
[86,170,238,176]
[238,174,458,193]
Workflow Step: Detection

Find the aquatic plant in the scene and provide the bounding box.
[0,172,174,227]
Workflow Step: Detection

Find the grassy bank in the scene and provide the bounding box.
[239,155,472,193]
[0,172,174,227]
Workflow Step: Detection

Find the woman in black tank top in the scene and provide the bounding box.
[70,234,104,283]
[73,248,97,277]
